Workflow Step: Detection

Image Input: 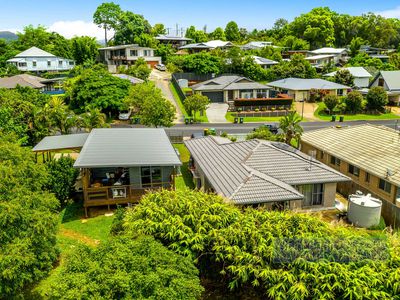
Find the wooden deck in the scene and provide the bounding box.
[83,183,172,217]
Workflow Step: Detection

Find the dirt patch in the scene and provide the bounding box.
[59,228,100,247]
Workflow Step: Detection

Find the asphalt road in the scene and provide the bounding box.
[113,119,400,136]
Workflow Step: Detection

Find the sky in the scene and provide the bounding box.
[1,0,400,39]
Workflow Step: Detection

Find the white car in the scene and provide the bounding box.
[118,110,131,120]
[155,64,166,71]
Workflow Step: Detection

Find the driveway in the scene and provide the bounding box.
[150,69,184,124]
[294,102,319,121]
[206,103,229,123]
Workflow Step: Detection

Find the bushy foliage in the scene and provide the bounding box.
[183,93,210,121]
[271,54,317,80]
[123,57,151,81]
[334,69,354,87]
[323,94,339,114]
[344,91,364,113]
[66,65,131,114]
[0,135,59,298]
[123,189,400,300]
[42,236,203,299]
[366,86,388,111]
[182,52,223,75]
[246,128,280,141]
[46,156,79,205]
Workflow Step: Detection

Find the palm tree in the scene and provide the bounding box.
[80,108,109,132]
[279,111,303,146]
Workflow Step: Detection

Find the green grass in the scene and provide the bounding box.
[315,102,400,121]
[169,83,209,123]
[225,112,285,123]
[173,143,195,190]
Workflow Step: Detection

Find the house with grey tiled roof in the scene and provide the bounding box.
[185,136,349,210]
[191,75,272,103]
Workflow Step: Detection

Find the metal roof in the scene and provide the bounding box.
[74,128,181,168]
[98,44,154,51]
[311,47,347,55]
[267,78,350,91]
[374,71,400,91]
[14,46,56,58]
[302,124,400,187]
[179,40,233,50]
[185,136,348,204]
[0,74,45,89]
[305,54,335,60]
[192,75,270,92]
[324,67,372,78]
[112,74,144,84]
[156,35,192,41]
[32,133,90,152]
[252,56,278,65]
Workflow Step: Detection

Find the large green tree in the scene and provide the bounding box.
[93,2,122,45]
[225,21,241,42]
[183,52,222,75]
[271,54,317,79]
[366,86,388,111]
[66,65,131,114]
[113,11,151,45]
[0,135,59,298]
[183,93,210,121]
[70,36,99,65]
[334,69,354,87]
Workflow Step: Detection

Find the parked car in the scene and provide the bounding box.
[118,110,132,120]
[155,64,166,71]
[254,123,279,134]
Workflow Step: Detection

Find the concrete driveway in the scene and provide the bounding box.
[206,103,229,123]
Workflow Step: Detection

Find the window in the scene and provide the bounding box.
[130,50,138,56]
[47,60,51,67]
[365,172,370,183]
[378,78,385,87]
[141,166,162,188]
[348,164,360,177]
[337,89,344,96]
[240,89,254,99]
[143,50,151,56]
[256,89,268,98]
[69,61,74,65]
[32,61,37,67]
[379,179,392,193]
[319,151,324,159]
[18,62,27,67]
[330,155,341,166]
[59,60,63,66]
[302,184,324,206]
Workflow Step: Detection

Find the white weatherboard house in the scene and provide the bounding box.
[324,67,372,88]
[310,47,348,64]
[7,47,75,72]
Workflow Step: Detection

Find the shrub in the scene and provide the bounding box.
[366,86,388,112]
[122,190,400,299]
[344,91,364,113]
[323,95,339,114]
[41,236,203,299]
[46,156,79,206]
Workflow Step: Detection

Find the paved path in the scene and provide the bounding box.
[150,69,184,124]
[295,102,319,121]
[206,103,229,123]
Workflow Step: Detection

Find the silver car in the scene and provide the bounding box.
[118,110,131,120]
[155,64,166,71]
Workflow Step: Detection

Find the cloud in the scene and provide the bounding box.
[376,6,400,18]
[48,20,113,40]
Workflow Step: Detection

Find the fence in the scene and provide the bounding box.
[232,110,292,118]
[167,132,184,144]
[381,200,400,229]
[230,105,292,112]
[171,74,187,102]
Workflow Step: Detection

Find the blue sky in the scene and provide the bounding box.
[1,0,400,39]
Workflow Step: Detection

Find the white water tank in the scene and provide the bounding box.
[347,192,382,228]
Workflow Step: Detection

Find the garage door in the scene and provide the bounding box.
[202,92,224,103]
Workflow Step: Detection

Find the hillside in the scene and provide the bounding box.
[0,31,18,41]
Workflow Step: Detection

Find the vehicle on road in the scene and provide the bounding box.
[254,123,279,134]
[155,63,166,71]
[118,110,132,120]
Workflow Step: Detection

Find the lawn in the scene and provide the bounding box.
[315,102,400,121]
[173,143,195,190]
[225,112,285,123]
[169,83,209,123]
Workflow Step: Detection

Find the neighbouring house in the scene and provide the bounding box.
[267,78,350,101]
[301,124,400,227]
[360,45,395,63]
[310,47,348,64]
[324,67,372,88]
[252,56,278,69]
[7,47,75,72]
[241,41,274,50]
[185,136,349,210]
[179,40,234,53]
[368,71,400,105]
[305,54,335,68]
[281,50,311,60]
[0,74,66,94]
[155,35,192,48]
[33,129,181,217]
[98,44,162,73]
